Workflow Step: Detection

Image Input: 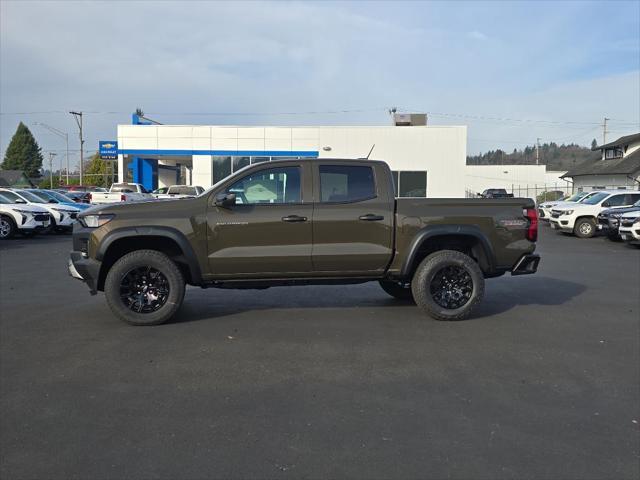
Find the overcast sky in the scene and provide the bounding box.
[1,0,638,170]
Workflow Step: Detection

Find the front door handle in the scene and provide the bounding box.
[359,214,384,221]
[282,215,308,222]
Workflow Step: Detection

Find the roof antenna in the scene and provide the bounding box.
[366,144,376,159]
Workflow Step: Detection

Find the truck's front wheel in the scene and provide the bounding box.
[411,250,485,321]
[104,249,185,326]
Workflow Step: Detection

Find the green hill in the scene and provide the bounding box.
[467,141,601,171]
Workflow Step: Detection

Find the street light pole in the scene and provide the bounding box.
[48,152,57,188]
[69,111,84,185]
[34,122,69,184]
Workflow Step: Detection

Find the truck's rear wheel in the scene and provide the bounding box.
[104,249,185,326]
[411,250,484,321]
[379,279,414,301]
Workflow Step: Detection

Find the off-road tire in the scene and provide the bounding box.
[0,215,16,239]
[574,218,596,238]
[105,249,185,326]
[411,250,485,321]
[379,279,414,301]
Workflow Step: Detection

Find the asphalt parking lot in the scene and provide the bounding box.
[1,226,638,479]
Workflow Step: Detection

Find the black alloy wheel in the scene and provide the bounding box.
[120,266,170,313]
[429,265,473,309]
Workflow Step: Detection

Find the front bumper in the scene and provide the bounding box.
[549,217,573,231]
[68,251,101,295]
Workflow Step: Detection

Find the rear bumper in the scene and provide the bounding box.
[68,251,101,294]
[511,253,540,276]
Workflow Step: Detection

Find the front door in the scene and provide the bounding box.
[311,163,393,274]
[207,164,313,277]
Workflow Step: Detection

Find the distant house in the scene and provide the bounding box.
[0,170,35,188]
[561,133,640,191]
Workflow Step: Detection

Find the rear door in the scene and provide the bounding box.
[311,162,394,274]
[206,162,313,277]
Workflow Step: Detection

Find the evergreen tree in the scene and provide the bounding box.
[591,138,598,149]
[1,122,44,177]
[84,152,115,188]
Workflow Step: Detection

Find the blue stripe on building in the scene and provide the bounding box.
[119,149,320,157]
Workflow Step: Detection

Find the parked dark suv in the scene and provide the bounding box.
[597,199,640,240]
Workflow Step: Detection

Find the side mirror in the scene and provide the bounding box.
[602,201,610,207]
[15,198,26,204]
[215,192,236,208]
[48,199,58,203]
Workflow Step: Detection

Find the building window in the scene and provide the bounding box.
[319,165,376,203]
[605,148,623,159]
[212,156,232,184]
[391,171,399,195]
[226,167,301,204]
[398,171,427,197]
[232,156,250,172]
[251,156,270,164]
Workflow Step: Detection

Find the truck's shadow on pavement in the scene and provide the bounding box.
[168,275,586,324]
[473,275,586,317]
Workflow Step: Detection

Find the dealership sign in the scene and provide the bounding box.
[99,141,118,160]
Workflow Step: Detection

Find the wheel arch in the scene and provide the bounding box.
[96,227,202,290]
[400,225,496,279]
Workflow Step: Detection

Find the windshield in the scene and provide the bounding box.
[582,192,609,205]
[16,190,46,203]
[45,190,74,202]
[169,186,197,195]
[566,192,587,202]
[27,190,57,202]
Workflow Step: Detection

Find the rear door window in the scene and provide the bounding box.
[319,165,375,203]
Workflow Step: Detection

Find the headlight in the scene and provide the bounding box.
[80,214,114,228]
[562,210,574,215]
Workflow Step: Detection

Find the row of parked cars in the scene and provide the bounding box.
[0,183,207,240]
[538,190,640,246]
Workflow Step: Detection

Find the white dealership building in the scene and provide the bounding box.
[115,113,566,198]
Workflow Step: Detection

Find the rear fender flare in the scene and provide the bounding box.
[400,224,496,278]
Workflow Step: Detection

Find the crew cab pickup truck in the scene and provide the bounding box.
[68,159,540,325]
[478,188,514,198]
[155,185,205,199]
[89,183,153,204]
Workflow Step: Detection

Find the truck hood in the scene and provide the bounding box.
[79,196,200,217]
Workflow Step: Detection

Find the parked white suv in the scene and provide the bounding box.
[0,188,81,233]
[549,190,640,238]
[538,191,599,222]
[618,212,640,246]
[0,193,51,239]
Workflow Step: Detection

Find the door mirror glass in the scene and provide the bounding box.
[15,198,26,204]
[602,201,610,207]
[215,192,236,208]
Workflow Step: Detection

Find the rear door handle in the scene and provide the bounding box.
[359,214,384,221]
[282,215,308,222]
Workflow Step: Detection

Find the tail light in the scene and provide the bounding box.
[120,194,126,201]
[524,207,538,242]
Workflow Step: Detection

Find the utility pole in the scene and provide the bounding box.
[603,117,610,145]
[34,122,69,184]
[535,138,542,165]
[69,111,84,185]
[48,152,57,188]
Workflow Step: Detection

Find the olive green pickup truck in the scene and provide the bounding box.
[69,159,540,325]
